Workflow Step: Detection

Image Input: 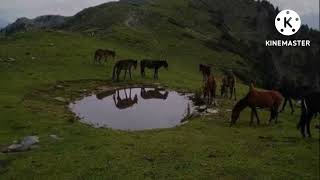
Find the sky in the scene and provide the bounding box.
[0,0,319,29]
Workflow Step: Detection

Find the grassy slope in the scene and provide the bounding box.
[0,30,319,179]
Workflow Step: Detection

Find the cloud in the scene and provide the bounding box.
[267,0,319,29]
[0,0,117,22]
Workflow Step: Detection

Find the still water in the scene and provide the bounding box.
[69,88,194,131]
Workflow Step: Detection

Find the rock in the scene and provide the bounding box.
[197,105,207,112]
[49,43,55,46]
[54,97,67,103]
[7,57,16,62]
[143,155,154,162]
[49,134,61,140]
[2,136,39,153]
[206,109,219,114]
[31,57,36,60]
[55,85,64,89]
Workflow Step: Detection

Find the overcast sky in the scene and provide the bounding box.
[0,0,319,29]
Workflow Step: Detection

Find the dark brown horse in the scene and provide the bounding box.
[113,89,138,109]
[298,91,320,137]
[203,75,217,105]
[140,60,168,79]
[94,49,116,64]
[112,59,137,81]
[221,73,237,100]
[140,88,169,100]
[199,64,211,82]
[230,83,283,126]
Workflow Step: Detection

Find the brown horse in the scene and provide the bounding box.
[230,83,283,126]
[221,73,237,100]
[113,89,138,109]
[199,64,211,82]
[203,75,217,105]
[94,49,116,64]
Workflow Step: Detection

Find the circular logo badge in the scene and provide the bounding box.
[275,10,301,36]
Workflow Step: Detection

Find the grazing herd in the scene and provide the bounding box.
[93,49,319,138]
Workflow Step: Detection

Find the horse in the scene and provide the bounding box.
[112,59,137,81]
[140,88,169,100]
[140,60,168,79]
[203,75,217,106]
[230,83,283,126]
[94,49,116,64]
[199,64,211,82]
[276,77,314,114]
[297,91,320,137]
[113,89,138,110]
[221,72,237,100]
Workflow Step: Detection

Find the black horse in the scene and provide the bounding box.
[298,91,320,137]
[140,60,168,79]
[276,77,314,114]
[112,59,137,81]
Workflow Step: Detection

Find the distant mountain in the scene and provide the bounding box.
[1,15,68,34]
[2,0,319,87]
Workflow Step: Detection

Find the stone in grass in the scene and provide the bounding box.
[2,136,39,153]
[54,97,67,103]
[49,134,62,140]
[197,105,207,112]
[206,108,219,114]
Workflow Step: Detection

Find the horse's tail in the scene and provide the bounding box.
[112,63,117,81]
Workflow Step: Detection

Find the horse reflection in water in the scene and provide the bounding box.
[140,88,169,100]
[113,88,138,109]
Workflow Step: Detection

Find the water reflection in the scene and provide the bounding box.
[113,89,138,110]
[69,87,194,130]
[140,88,169,100]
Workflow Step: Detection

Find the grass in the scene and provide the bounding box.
[0,31,319,179]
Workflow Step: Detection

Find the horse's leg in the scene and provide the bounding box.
[280,98,288,112]
[253,108,260,125]
[117,69,121,81]
[124,69,127,80]
[288,98,294,114]
[234,87,237,101]
[306,113,313,138]
[229,86,233,100]
[250,108,254,126]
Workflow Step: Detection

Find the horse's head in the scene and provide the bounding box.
[133,95,138,103]
[230,98,248,126]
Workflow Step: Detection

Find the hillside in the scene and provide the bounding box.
[2,0,319,87]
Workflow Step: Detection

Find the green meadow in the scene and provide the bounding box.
[0,31,318,179]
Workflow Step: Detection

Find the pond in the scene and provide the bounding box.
[69,87,195,131]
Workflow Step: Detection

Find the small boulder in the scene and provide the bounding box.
[54,97,67,103]
[206,109,219,114]
[49,134,62,140]
[2,136,39,153]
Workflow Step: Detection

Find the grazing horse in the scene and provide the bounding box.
[112,59,137,81]
[113,89,138,109]
[230,83,283,126]
[140,60,168,79]
[140,88,169,100]
[221,72,237,100]
[199,64,211,82]
[94,49,116,64]
[297,91,320,137]
[203,75,217,105]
